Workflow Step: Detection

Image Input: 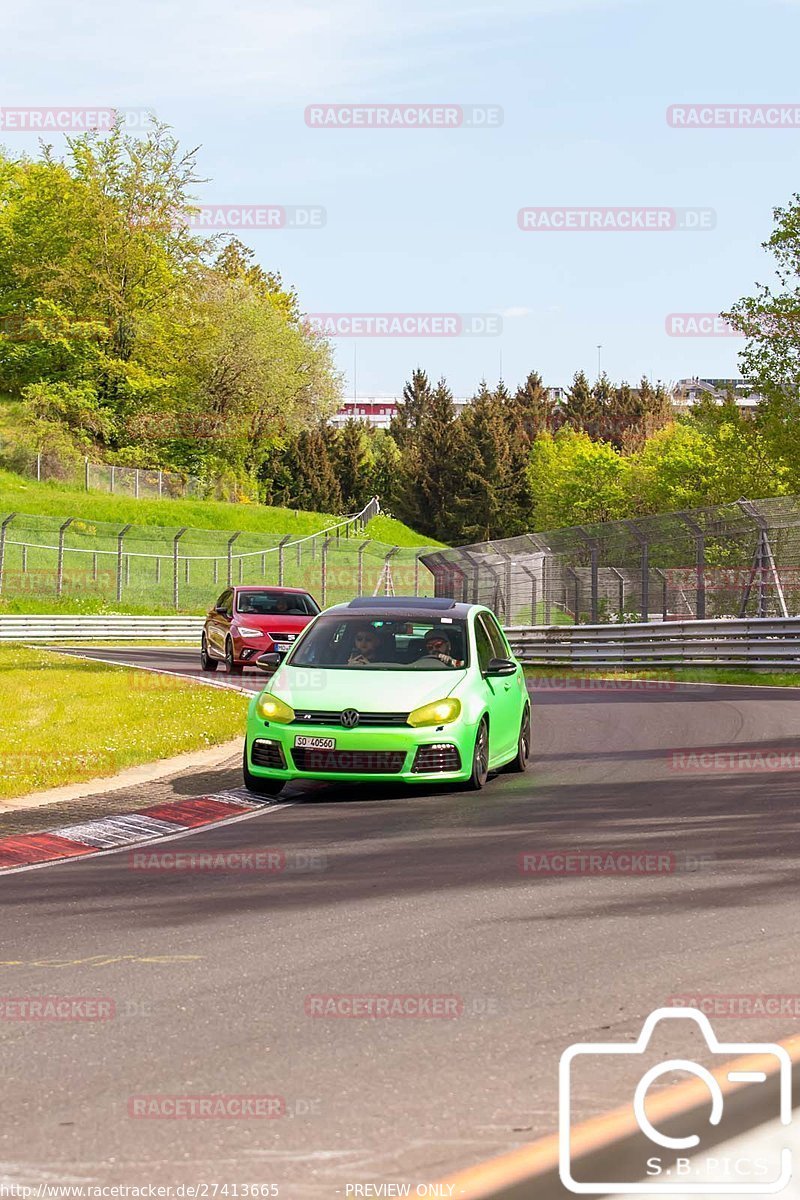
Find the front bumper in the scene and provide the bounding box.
[245,720,471,783]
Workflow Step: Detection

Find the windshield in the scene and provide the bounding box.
[288,614,469,670]
[235,590,319,616]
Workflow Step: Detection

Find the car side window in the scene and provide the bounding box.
[483,613,511,661]
[474,617,494,673]
[217,589,233,617]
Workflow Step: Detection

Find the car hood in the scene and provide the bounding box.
[266,665,467,713]
[233,614,312,632]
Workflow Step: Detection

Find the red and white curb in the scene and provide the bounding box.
[0,789,285,875]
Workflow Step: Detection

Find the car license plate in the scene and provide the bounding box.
[274,642,292,652]
[294,735,336,750]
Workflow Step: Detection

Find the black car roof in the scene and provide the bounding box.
[331,596,476,620]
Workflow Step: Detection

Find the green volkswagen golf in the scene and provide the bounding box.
[242,597,530,795]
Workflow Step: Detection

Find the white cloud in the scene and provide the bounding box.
[498,306,535,318]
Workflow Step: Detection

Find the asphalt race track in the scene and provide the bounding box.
[4,648,800,1196]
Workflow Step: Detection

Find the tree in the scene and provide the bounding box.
[726,192,800,403]
[560,370,601,436]
[390,368,432,450]
[284,425,342,512]
[511,370,556,437]
[331,419,372,510]
[452,384,512,541]
[394,378,464,540]
[528,428,631,529]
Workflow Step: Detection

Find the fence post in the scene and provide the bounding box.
[57,517,74,598]
[158,470,163,498]
[261,552,266,578]
[357,540,371,595]
[278,535,292,585]
[22,544,28,575]
[36,453,42,482]
[610,567,625,618]
[625,521,649,622]
[680,515,706,620]
[566,567,580,623]
[577,528,600,623]
[156,557,161,585]
[321,536,334,606]
[227,532,242,586]
[414,551,422,597]
[0,513,16,595]
[213,558,218,585]
[134,468,140,500]
[110,465,115,494]
[116,523,131,603]
[84,457,89,491]
[654,568,668,621]
[381,547,400,595]
[173,527,188,610]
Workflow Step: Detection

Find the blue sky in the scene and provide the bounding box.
[2,0,799,397]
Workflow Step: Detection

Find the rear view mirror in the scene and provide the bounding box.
[484,657,517,678]
[256,652,281,671]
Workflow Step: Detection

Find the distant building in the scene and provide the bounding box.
[332,388,562,428]
[671,377,764,414]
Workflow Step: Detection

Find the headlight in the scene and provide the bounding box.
[237,627,264,638]
[255,692,295,723]
[407,697,462,727]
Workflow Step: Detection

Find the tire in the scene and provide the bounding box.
[242,746,284,798]
[225,638,243,674]
[504,705,531,773]
[200,634,218,672]
[466,718,490,791]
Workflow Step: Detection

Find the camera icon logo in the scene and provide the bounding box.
[559,1007,792,1194]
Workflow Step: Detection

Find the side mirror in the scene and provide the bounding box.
[484,657,517,678]
[255,652,281,671]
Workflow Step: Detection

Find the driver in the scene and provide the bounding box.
[421,627,464,668]
[348,624,381,665]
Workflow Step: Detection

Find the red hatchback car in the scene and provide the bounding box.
[201,585,320,673]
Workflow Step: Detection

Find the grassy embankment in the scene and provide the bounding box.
[0,644,248,801]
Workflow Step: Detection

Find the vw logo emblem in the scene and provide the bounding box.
[340,709,360,728]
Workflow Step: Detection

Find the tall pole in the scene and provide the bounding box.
[596,344,603,378]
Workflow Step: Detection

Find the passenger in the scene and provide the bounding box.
[348,624,382,665]
[421,627,465,668]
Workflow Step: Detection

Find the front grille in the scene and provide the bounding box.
[411,744,462,774]
[266,632,298,642]
[292,710,409,727]
[291,748,407,774]
[251,739,287,769]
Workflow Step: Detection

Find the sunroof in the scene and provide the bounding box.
[347,596,457,610]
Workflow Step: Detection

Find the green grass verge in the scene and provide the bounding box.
[0,467,437,545]
[0,643,248,801]
[523,665,800,688]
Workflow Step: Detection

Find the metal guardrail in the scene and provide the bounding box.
[0,615,205,641]
[506,616,800,668]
